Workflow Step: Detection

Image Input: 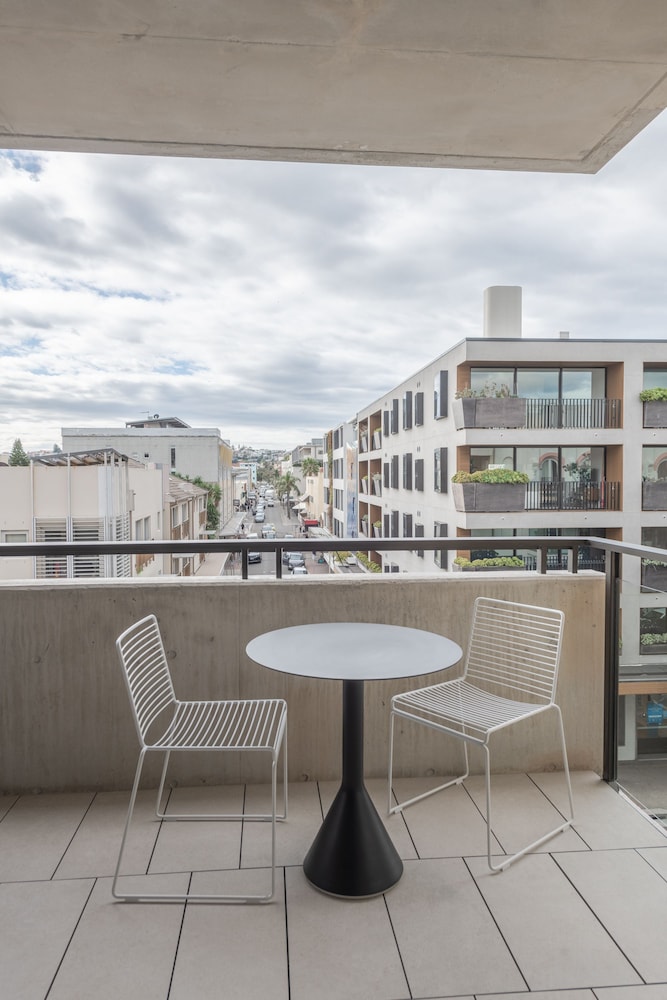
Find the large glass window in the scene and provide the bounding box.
[470,369,514,396]
[470,366,605,400]
[644,368,667,391]
[643,446,667,482]
[515,369,559,398]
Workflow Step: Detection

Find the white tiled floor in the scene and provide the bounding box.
[1,771,666,1000]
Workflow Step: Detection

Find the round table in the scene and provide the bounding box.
[246,622,462,897]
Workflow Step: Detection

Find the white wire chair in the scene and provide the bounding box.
[112,614,288,903]
[388,597,574,872]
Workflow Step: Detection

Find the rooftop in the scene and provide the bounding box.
[2,771,666,999]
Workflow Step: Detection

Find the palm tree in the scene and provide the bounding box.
[301,457,321,478]
[278,472,300,518]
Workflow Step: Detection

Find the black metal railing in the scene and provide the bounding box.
[525,479,621,511]
[525,397,621,429]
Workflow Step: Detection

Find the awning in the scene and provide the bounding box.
[303,519,319,527]
[293,503,307,511]
[296,492,311,502]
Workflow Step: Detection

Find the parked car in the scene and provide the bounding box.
[287,553,306,569]
[282,548,302,565]
[248,552,262,564]
[261,525,276,538]
[290,565,308,575]
[254,511,265,522]
[266,499,275,506]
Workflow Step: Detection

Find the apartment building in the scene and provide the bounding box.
[323,421,358,538]
[0,450,163,580]
[343,287,667,762]
[62,417,235,528]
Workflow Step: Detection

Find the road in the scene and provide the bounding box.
[244,497,305,578]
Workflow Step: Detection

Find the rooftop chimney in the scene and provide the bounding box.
[483,286,522,338]
[559,331,570,340]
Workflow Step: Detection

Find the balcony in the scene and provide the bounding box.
[453,479,621,513]
[453,396,622,430]
[0,536,666,998]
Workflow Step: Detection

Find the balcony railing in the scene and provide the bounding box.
[2,533,666,797]
[525,479,621,511]
[455,396,622,430]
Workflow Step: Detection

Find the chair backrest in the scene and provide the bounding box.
[463,597,564,705]
[116,614,176,745]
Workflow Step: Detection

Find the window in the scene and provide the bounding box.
[434,522,448,568]
[434,447,448,492]
[383,409,390,436]
[414,458,424,491]
[390,510,399,537]
[1,530,28,543]
[390,455,399,489]
[390,398,399,434]
[414,391,424,426]
[402,512,413,537]
[403,391,413,430]
[73,520,104,577]
[415,522,425,557]
[434,371,448,419]
[34,520,67,579]
[170,447,176,469]
[383,461,390,489]
[403,453,413,490]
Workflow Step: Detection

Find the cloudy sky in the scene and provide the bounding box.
[2,109,667,455]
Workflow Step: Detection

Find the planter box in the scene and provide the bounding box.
[372,478,382,496]
[642,481,667,510]
[455,565,525,572]
[360,479,369,494]
[643,401,667,428]
[372,431,382,450]
[453,396,526,430]
[452,481,526,513]
[373,526,382,538]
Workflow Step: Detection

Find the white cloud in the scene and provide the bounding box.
[2,110,667,453]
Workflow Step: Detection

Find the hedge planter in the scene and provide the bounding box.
[642,565,667,591]
[452,481,526,512]
[453,397,527,430]
[642,481,667,510]
[643,401,667,428]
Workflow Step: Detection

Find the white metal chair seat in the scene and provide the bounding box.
[388,597,574,872]
[392,680,548,738]
[113,614,288,904]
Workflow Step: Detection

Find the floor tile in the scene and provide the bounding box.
[485,992,595,1000]
[242,780,322,869]
[285,865,409,1000]
[469,852,642,991]
[463,772,587,856]
[533,771,667,850]
[0,791,94,880]
[555,848,667,983]
[55,789,161,879]
[48,875,188,1000]
[0,877,94,1000]
[170,869,289,999]
[391,776,504,858]
[594,987,667,998]
[148,784,244,875]
[387,856,526,997]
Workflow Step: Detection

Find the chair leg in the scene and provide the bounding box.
[113,743,286,904]
[485,709,575,874]
[387,709,470,815]
[155,750,171,818]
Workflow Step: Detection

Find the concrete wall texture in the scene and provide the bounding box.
[0,573,605,793]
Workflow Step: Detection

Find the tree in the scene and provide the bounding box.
[301,457,321,478]
[9,438,29,466]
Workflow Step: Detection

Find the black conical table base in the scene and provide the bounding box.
[303,678,403,897]
[304,783,403,897]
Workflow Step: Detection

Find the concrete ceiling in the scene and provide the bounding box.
[1,1,667,173]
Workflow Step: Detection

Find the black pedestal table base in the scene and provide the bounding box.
[303,678,403,897]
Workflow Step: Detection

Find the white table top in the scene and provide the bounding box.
[245,622,462,682]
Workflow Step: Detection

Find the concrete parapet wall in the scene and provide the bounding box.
[0,573,605,793]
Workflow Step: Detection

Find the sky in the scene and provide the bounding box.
[2,110,667,455]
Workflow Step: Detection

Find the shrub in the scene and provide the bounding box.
[454,556,525,569]
[640,388,667,402]
[451,468,529,485]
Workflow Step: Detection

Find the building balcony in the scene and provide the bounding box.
[643,480,667,510]
[0,536,665,998]
[453,480,621,513]
[453,396,622,430]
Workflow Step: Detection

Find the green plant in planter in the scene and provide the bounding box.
[454,555,525,569]
[372,520,382,529]
[640,388,667,402]
[451,468,529,485]
[454,381,513,399]
[640,632,667,646]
